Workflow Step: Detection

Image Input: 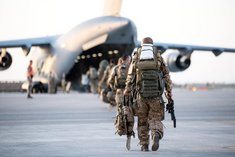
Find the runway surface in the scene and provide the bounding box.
[0,88,235,157]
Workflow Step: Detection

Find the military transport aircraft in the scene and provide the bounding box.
[0,0,235,92]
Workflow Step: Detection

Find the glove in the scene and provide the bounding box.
[122,106,129,115]
[166,92,172,99]
[166,99,174,113]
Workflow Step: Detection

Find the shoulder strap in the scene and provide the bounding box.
[136,46,160,70]
[153,46,160,69]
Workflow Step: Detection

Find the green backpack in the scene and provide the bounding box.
[114,64,129,89]
[135,46,164,98]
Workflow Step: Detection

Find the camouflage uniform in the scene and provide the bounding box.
[108,58,134,136]
[86,67,98,94]
[48,72,56,94]
[125,47,172,148]
[97,60,109,93]
[61,73,67,93]
[99,62,116,105]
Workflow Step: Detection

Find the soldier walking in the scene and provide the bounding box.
[108,55,134,150]
[124,37,173,151]
[86,66,98,94]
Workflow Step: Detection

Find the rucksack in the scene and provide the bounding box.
[135,46,164,98]
[114,63,129,89]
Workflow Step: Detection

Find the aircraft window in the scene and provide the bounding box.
[114,50,119,54]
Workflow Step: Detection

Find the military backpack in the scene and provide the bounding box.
[114,63,129,89]
[135,45,164,98]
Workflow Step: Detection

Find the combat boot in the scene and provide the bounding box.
[141,144,149,151]
[27,95,33,99]
[152,134,160,151]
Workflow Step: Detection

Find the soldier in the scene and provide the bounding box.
[86,66,98,94]
[124,37,173,151]
[99,59,115,104]
[81,73,89,93]
[108,55,134,150]
[61,73,67,93]
[107,58,124,107]
[27,60,33,98]
[97,59,109,93]
[48,71,56,94]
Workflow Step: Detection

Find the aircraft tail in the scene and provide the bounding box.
[103,0,122,16]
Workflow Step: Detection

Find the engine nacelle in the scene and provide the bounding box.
[0,50,12,71]
[167,52,191,72]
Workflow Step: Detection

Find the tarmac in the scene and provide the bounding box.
[0,88,235,157]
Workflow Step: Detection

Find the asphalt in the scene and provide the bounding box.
[0,88,235,157]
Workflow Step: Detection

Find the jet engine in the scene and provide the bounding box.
[0,50,12,71]
[166,52,191,72]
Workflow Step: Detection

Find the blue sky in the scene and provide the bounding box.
[0,0,235,83]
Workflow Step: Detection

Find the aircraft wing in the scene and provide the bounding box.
[0,35,59,56]
[0,36,59,49]
[154,42,235,56]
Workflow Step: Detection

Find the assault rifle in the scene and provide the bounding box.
[165,94,176,128]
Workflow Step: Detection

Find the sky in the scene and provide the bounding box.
[0,0,235,84]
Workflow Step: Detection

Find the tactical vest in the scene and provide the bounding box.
[135,47,164,98]
[114,64,129,89]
